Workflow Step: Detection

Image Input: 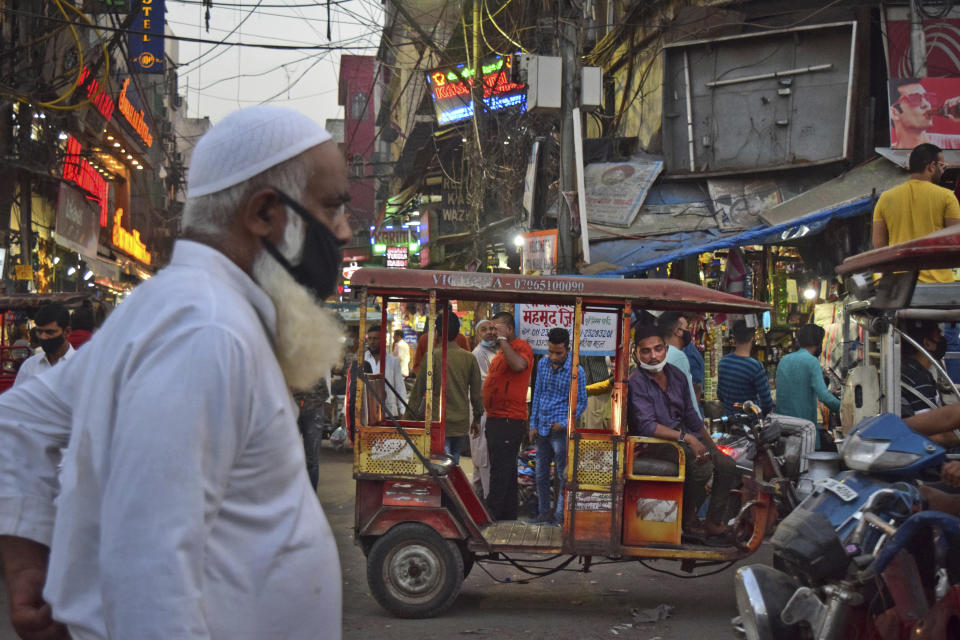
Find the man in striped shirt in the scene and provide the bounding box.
[717,320,773,415]
[900,319,946,418]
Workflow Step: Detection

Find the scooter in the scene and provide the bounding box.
[712,402,818,516]
[734,412,956,640]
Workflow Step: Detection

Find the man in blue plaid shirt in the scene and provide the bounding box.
[529,328,587,524]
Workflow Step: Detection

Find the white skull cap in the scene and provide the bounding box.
[186,105,333,198]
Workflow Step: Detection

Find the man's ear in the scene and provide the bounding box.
[240,188,285,240]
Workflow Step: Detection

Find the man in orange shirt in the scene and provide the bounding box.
[480,311,534,520]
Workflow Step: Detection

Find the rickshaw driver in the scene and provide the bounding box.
[627,325,738,542]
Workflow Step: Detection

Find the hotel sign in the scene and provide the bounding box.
[76,66,116,121]
[112,209,152,265]
[128,0,165,73]
[118,78,154,147]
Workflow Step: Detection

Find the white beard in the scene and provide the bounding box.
[252,249,344,391]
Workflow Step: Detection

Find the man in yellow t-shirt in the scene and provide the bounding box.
[873,143,960,283]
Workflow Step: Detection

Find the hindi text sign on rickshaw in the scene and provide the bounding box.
[517,303,617,356]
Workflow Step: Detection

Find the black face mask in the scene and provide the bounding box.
[929,336,948,361]
[40,334,65,357]
[260,189,344,301]
[681,330,692,347]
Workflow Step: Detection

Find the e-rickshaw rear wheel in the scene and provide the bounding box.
[366,523,464,618]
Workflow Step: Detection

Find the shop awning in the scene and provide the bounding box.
[592,156,905,277]
[875,147,960,170]
[592,197,873,276]
[760,157,905,226]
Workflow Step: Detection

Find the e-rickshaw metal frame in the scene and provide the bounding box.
[836,226,960,431]
[349,268,773,618]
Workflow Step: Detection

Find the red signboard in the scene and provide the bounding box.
[76,66,115,122]
[62,137,109,227]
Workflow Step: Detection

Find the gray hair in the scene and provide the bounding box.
[181,151,313,236]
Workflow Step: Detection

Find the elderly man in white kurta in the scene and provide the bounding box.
[0,106,351,640]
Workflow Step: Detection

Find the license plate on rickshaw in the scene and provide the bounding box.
[817,477,857,502]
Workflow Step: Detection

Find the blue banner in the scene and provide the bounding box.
[128,0,165,74]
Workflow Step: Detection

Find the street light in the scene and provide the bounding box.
[83,269,94,281]
[66,266,77,276]
[512,234,524,248]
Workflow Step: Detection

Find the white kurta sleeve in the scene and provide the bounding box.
[0,369,73,546]
[391,358,408,412]
[98,328,254,639]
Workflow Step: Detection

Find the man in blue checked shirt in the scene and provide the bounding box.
[528,327,587,525]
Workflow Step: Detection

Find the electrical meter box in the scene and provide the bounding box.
[517,55,562,111]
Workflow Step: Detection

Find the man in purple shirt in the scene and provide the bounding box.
[627,325,737,542]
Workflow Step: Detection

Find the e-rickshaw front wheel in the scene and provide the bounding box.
[366,523,465,618]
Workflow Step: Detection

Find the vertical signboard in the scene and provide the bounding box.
[129,0,165,73]
[520,230,557,275]
[55,183,100,258]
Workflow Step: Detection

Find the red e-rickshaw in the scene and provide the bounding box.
[349,268,775,618]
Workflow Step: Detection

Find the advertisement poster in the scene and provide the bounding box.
[583,159,663,228]
[516,304,617,356]
[55,182,100,259]
[521,230,557,275]
[885,7,960,78]
[707,179,782,230]
[888,77,960,149]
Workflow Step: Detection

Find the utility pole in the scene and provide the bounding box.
[557,6,579,274]
[468,0,485,268]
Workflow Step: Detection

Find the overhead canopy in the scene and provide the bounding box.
[0,293,92,310]
[875,147,960,170]
[351,268,770,313]
[593,198,872,277]
[761,157,905,226]
[592,157,904,277]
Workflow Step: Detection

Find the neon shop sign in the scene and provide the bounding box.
[426,55,526,126]
[62,136,109,227]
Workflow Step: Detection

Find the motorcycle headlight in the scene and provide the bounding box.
[734,566,802,640]
[842,432,920,471]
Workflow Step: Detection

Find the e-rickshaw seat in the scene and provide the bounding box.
[632,457,680,477]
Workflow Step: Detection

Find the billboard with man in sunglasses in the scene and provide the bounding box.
[890,78,960,150]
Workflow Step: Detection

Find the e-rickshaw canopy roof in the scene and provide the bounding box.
[351,268,770,313]
[836,227,960,275]
[0,293,93,311]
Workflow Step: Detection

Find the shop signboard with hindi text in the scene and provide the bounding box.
[516,304,617,356]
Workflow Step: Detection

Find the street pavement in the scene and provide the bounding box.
[321,443,769,640]
[0,442,767,639]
